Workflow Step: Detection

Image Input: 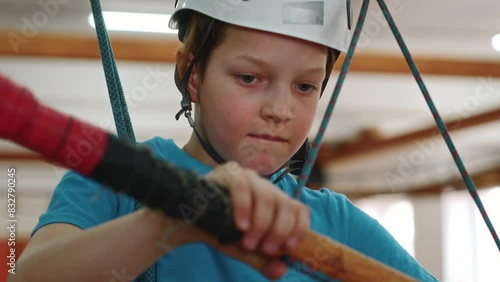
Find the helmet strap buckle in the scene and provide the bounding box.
[184,109,195,128]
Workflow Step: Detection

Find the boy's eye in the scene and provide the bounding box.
[296,83,316,93]
[239,74,257,84]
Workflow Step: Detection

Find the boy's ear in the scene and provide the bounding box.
[176,50,201,103]
[187,64,201,103]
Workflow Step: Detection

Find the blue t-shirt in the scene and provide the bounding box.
[33,137,437,281]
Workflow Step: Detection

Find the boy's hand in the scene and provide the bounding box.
[206,161,311,277]
[158,161,310,280]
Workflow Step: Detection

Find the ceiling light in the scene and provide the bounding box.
[492,34,500,52]
[88,12,177,34]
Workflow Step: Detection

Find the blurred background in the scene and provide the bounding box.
[1,0,500,281]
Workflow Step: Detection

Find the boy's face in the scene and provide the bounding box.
[189,25,326,176]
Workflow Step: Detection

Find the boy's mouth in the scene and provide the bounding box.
[248,134,287,142]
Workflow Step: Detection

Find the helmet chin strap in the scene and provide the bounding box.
[181,109,225,164]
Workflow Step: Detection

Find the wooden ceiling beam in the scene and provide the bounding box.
[341,53,500,78]
[0,30,179,62]
[316,108,500,166]
[1,30,500,78]
[344,168,500,199]
[0,152,46,162]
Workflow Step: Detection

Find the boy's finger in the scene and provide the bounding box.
[228,174,253,232]
[206,164,252,232]
[260,194,296,255]
[242,178,276,251]
[287,203,310,249]
[262,259,288,280]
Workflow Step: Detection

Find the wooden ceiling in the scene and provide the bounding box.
[1,31,500,79]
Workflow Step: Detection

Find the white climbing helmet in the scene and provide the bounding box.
[169,0,352,53]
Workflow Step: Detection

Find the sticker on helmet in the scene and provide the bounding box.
[282,1,324,25]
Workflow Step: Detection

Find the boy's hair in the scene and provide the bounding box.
[177,12,339,90]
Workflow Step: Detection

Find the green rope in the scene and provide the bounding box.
[376,0,500,251]
[89,1,156,281]
[89,0,135,143]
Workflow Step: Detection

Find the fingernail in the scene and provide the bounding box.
[238,218,250,231]
[244,238,257,250]
[263,243,277,255]
[287,238,298,248]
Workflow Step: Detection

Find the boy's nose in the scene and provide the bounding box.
[261,85,293,123]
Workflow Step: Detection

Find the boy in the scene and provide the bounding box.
[10,1,437,281]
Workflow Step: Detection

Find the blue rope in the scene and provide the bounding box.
[295,0,499,252]
[375,0,500,251]
[284,1,372,279]
[295,0,370,198]
[89,0,136,143]
[292,0,499,277]
[89,1,156,281]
